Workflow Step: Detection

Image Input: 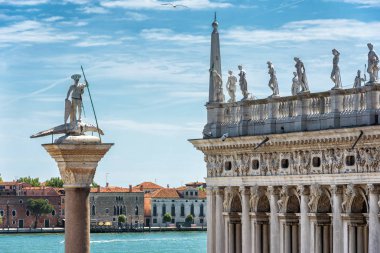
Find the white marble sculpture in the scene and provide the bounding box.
[354,70,366,88]
[331,49,342,89]
[294,57,309,93]
[267,61,279,97]
[238,65,250,100]
[31,73,104,138]
[226,70,237,103]
[291,72,300,95]
[367,43,379,84]
[212,70,225,102]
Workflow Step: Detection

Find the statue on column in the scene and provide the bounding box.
[267,61,279,97]
[353,70,366,88]
[211,69,225,102]
[65,74,87,126]
[294,57,309,93]
[226,70,237,103]
[331,49,342,89]
[291,72,300,95]
[238,65,251,100]
[367,43,379,84]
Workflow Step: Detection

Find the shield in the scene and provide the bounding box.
[64,99,71,124]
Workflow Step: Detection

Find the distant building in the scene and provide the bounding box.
[89,185,144,226]
[150,185,207,227]
[0,185,62,228]
[0,181,31,196]
[133,182,163,194]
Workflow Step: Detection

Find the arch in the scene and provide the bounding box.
[162,204,166,215]
[190,203,195,216]
[200,203,204,217]
[351,194,368,213]
[257,195,270,212]
[117,206,120,215]
[317,193,332,213]
[180,204,185,216]
[286,195,300,213]
[230,195,242,213]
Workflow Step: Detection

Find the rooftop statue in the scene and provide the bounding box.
[267,61,279,97]
[354,70,366,88]
[226,70,237,103]
[331,49,342,89]
[238,65,251,100]
[31,70,104,139]
[294,57,309,93]
[367,43,379,84]
[291,72,300,95]
[211,69,225,102]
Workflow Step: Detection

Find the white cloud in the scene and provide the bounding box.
[81,6,109,14]
[140,28,208,43]
[0,20,78,46]
[223,19,380,45]
[331,0,380,7]
[125,11,149,21]
[74,35,122,47]
[0,0,48,5]
[102,119,200,135]
[100,0,232,10]
[43,16,64,22]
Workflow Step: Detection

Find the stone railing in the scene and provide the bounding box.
[204,85,380,138]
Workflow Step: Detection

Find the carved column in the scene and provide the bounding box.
[331,185,343,253]
[215,187,225,253]
[206,187,216,253]
[298,185,310,253]
[43,136,112,253]
[268,186,280,253]
[240,186,251,253]
[368,184,380,253]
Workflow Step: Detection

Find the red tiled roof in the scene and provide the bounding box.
[150,188,180,199]
[175,186,187,191]
[23,187,60,196]
[0,181,30,186]
[90,186,142,193]
[198,189,207,199]
[133,182,163,190]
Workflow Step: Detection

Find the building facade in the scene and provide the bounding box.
[89,186,144,226]
[190,18,380,253]
[150,187,207,227]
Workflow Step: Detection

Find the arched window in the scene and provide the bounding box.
[171,204,175,216]
[52,210,56,216]
[113,206,116,215]
[181,204,185,217]
[190,204,195,216]
[153,204,157,216]
[91,205,96,216]
[135,205,139,215]
[162,204,166,216]
[200,204,204,217]
[119,206,123,214]
[12,210,16,217]
[117,206,120,215]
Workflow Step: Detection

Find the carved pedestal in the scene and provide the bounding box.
[43,135,113,253]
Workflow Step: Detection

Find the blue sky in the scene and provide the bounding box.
[0,0,379,187]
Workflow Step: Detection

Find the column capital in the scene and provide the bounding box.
[297,185,310,196]
[206,186,214,195]
[330,185,344,195]
[239,186,250,195]
[267,186,280,195]
[215,186,225,196]
[367,184,380,194]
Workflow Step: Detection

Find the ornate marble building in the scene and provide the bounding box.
[190,17,380,253]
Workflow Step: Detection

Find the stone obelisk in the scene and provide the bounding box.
[31,73,113,253]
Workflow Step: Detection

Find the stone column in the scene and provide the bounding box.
[316,225,322,253]
[43,135,112,253]
[255,223,262,253]
[240,186,251,253]
[357,226,364,253]
[349,225,356,253]
[251,216,257,253]
[215,187,225,253]
[224,215,229,253]
[229,223,234,253]
[292,225,298,253]
[323,226,330,253]
[331,185,343,253]
[236,223,242,253]
[298,185,310,253]
[263,223,269,253]
[368,184,380,253]
[206,187,216,253]
[269,186,280,253]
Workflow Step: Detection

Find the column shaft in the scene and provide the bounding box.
[300,194,310,253]
[263,223,269,253]
[368,192,380,253]
[285,225,291,253]
[224,216,229,253]
[357,226,364,253]
[229,223,234,253]
[207,188,215,253]
[236,223,242,253]
[323,225,330,253]
[332,189,343,253]
[216,190,225,253]
[270,190,280,253]
[316,225,322,253]
[241,190,250,253]
[349,226,356,253]
[292,225,298,253]
[65,188,90,253]
[251,218,257,253]
[255,223,262,253]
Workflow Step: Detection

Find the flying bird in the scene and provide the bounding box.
[161,2,189,8]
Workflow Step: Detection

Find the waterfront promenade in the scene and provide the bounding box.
[0,231,206,253]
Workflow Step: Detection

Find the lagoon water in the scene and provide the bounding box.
[0,231,206,253]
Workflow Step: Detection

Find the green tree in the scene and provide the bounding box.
[17,176,40,187]
[0,176,3,182]
[118,214,126,225]
[91,181,100,188]
[185,214,194,224]
[45,177,63,188]
[163,213,172,226]
[27,199,54,228]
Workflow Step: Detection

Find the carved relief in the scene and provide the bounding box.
[308,183,322,212]
[249,185,267,212]
[223,186,233,212]
[342,184,357,213]
[277,185,288,212]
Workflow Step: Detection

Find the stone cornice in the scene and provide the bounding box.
[190,125,380,152]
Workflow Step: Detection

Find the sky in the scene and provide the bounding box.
[0,0,379,188]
